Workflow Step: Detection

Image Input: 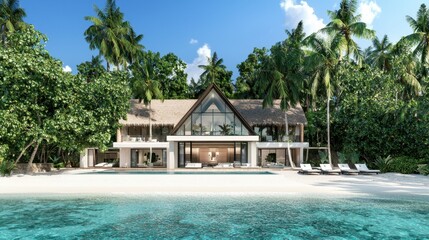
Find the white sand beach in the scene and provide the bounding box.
[0,169,428,197]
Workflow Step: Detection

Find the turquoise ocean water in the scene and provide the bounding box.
[0,195,428,239]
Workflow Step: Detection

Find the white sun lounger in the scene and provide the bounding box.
[298,164,321,174]
[338,164,360,174]
[320,164,341,174]
[95,162,108,167]
[185,163,202,168]
[355,164,380,174]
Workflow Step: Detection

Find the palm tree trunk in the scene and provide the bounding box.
[27,142,40,173]
[327,96,332,165]
[285,111,295,168]
[15,141,35,164]
[149,102,152,164]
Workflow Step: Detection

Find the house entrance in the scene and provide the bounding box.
[177,142,248,168]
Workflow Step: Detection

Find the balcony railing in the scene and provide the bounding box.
[123,135,167,142]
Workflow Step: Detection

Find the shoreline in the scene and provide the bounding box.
[0,169,428,198]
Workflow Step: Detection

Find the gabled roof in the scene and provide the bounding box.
[120,100,307,127]
[120,96,308,128]
[170,84,256,135]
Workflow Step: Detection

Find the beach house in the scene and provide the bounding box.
[80,84,308,169]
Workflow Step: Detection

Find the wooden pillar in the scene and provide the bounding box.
[299,123,304,142]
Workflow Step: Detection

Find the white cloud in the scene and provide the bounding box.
[358,0,381,28]
[189,38,198,44]
[185,44,211,84]
[280,0,325,35]
[62,65,72,73]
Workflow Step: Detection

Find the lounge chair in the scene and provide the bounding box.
[320,164,341,174]
[337,164,359,174]
[104,163,114,167]
[185,163,202,169]
[298,164,321,174]
[355,164,380,174]
[95,162,108,167]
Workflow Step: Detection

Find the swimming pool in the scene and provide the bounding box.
[0,195,428,239]
[83,170,275,175]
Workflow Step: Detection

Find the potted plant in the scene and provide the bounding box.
[218,123,232,135]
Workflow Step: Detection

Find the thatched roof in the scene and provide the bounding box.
[120,99,307,127]
[230,100,307,126]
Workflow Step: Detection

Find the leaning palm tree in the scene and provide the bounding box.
[305,33,343,164]
[130,52,164,163]
[0,0,26,44]
[322,0,375,61]
[404,3,429,67]
[256,21,306,167]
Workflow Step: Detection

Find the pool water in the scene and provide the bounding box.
[83,170,275,175]
[0,195,428,239]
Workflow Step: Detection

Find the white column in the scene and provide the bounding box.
[79,149,88,168]
[249,142,258,167]
[299,147,304,165]
[119,148,131,168]
[167,142,176,169]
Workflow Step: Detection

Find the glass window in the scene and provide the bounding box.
[184,117,192,135]
[201,113,212,135]
[191,113,201,135]
[174,89,251,136]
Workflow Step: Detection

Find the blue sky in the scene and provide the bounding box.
[21,0,424,81]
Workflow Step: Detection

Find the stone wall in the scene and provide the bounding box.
[14,163,53,174]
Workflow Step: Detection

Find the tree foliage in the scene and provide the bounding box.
[196,51,234,98]
[0,0,26,45]
[0,26,130,171]
[84,0,143,70]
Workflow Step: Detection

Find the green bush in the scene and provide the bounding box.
[0,160,15,177]
[417,164,429,176]
[373,155,392,173]
[387,156,426,174]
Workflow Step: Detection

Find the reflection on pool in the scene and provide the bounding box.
[0,195,428,239]
[82,170,275,175]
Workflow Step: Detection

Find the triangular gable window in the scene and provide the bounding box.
[174,88,252,136]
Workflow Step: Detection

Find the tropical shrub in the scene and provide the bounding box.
[417,164,429,176]
[373,155,392,173]
[387,156,426,174]
[0,160,15,177]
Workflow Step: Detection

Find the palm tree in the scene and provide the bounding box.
[130,52,163,163]
[124,28,144,65]
[199,52,224,84]
[84,0,142,71]
[0,0,26,44]
[322,0,375,61]
[404,4,429,67]
[389,40,422,98]
[256,21,306,167]
[368,35,393,71]
[305,33,343,164]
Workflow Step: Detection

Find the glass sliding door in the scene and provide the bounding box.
[177,142,249,167]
